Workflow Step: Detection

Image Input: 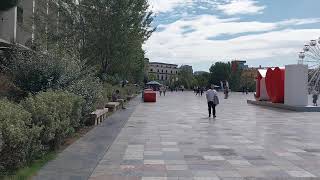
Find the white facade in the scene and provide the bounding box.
[284,64,308,107]
[148,62,179,82]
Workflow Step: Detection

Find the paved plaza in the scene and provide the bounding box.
[88,92,320,180]
[35,92,320,180]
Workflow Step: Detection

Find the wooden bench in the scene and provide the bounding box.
[116,98,126,105]
[105,102,120,112]
[90,108,109,125]
[126,94,135,101]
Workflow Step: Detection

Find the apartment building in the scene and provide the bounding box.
[148,62,179,83]
[0,0,34,48]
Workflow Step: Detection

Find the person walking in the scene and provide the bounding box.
[200,87,204,96]
[159,86,164,96]
[313,91,318,106]
[196,87,200,96]
[163,86,167,96]
[206,85,219,118]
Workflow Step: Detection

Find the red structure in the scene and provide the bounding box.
[265,67,285,103]
[255,71,263,99]
[144,89,156,102]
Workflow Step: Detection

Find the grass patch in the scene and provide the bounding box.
[1,152,57,180]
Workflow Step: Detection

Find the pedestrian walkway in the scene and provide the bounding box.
[34,97,141,180]
[88,92,320,180]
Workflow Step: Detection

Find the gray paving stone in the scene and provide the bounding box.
[33,92,320,179]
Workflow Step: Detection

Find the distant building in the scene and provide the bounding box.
[148,62,179,83]
[194,71,207,76]
[231,60,248,72]
[180,65,193,74]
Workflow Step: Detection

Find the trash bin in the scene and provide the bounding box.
[144,89,156,102]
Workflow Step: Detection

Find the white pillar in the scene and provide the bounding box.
[284,64,308,106]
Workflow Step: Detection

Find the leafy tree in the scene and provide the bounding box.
[32,0,154,83]
[148,73,157,81]
[194,72,210,88]
[209,62,231,86]
[229,69,242,91]
[177,67,195,89]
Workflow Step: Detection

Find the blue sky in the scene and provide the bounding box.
[143,0,320,71]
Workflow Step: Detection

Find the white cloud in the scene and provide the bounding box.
[148,0,193,13]
[217,0,266,15]
[143,15,320,66]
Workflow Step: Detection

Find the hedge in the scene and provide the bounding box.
[23,91,83,150]
[0,99,42,171]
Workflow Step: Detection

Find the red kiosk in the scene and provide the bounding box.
[143,89,156,102]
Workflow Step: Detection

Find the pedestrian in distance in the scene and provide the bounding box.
[200,87,204,96]
[159,86,164,96]
[206,85,219,118]
[196,87,200,96]
[313,91,318,106]
[163,86,167,96]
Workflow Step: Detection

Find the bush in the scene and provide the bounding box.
[66,76,103,121]
[0,99,42,171]
[23,91,83,150]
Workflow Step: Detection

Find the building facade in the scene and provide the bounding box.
[0,0,34,47]
[231,60,248,72]
[148,62,179,83]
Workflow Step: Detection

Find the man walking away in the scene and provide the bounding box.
[163,86,167,96]
[206,85,219,118]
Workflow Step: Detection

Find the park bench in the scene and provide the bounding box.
[126,94,135,100]
[90,108,109,125]
[105,102,120,112]
[116,98,126,105]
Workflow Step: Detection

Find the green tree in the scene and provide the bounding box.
[194,72,210,88]
[209,62,231,86]
[148,73,157,81]
[177,67,195,89]
[32,0,154,83]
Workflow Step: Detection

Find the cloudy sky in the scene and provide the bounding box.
[143,0,320,71]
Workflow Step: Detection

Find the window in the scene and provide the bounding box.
[157,69,159,72]
[157,75,160,79]
[176,71,178,74]
[17,6,23,24]
[150,69,153,72]
[166,70,168,73]
[162,70,163,73]
[171,70,173,74]
[161,76,163,80]
[166,76,168,80]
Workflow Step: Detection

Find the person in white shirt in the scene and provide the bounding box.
[206,85,219,118]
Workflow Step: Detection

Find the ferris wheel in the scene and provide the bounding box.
[298,37,320,92]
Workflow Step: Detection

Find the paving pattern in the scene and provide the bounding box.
[34,97,141,180]
[89,92,320,180]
